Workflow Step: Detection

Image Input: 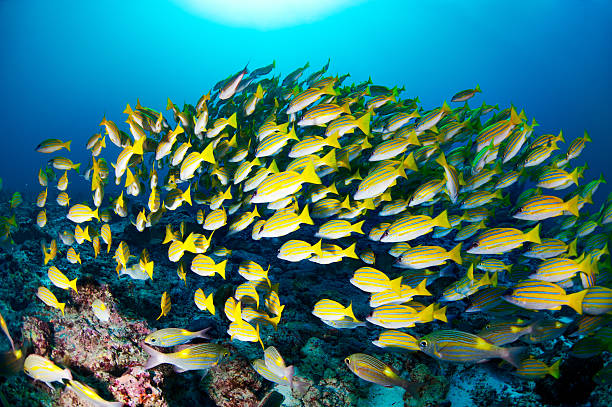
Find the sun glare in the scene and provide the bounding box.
[172,0,364,30]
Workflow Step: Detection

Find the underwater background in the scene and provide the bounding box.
[0,0,611,406]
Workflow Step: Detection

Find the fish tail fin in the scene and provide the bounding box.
[433,210,451,228]
[569,168,580,186]
[65,140,72,152]
[205,293,215,315]
[216,260,227,279]
[356,112,371,135]
[435,152,448,168]
[300,160,321,185]
[434,305,448,323]
[396,161,407,179]
[58,302,66,316]
[255,84,265,99]
[490,271,498,287]
[312,239,324,257]
[448,242,463,265]
[268,315,281,330]
[416,278,431,296]
[200,142,216,165]
[144,261,154,279]
[325,132,341,148]
[418,304,435,322]
[328,182,338,196]
[352,220,365,235]
[583,131,592,143]
[73,163,81,174]
[92,207,100,222]
[227,113,238,129]
[298,205,314,225]
[525,224,541,244]
[142,343,166,370]
[344,302,357,321]
[406,129,421,146]
[341,101,351,115]
[255,324,265,350]
[567,238,578,257]
[565,196,580,217]
[182,185,192,206]
[181,233,197,254]
[69,278,78,294]
[131,136,145,155]
[501,346,527,368]
[320,82,337,96]
[403,152,418,172]
[343,242,358,259]
[549,359,561,379]
[223,187,232,200]
[566,289,587,314]
[389,276,403,296]
[475,84,481,93]
[321,148,338,171]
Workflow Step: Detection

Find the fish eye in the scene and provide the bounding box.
[344,358,350,365]
[419,340,428,348]
[150,338,156,342]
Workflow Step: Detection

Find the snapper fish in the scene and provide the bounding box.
[29,62,612,388]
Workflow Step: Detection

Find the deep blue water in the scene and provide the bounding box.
[1,0,611,199]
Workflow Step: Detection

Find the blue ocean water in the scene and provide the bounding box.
[0,1,612,406]
[1,0,611,198]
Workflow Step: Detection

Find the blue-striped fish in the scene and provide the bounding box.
[315,219,364,239]
[259,205,314,238]
[396,243,462,269]
[502,279,586,313]
[194,288,215,315]
[36,287,65,315]
[372,330,419,351]
[298,103,351,126]
[308,242,358,264]
[514,195,579,221]
[529,254,595,283]
[142,342,228,372]
[66,380,122,407]
[345,353,420,396]
[467,224,541,255]
[368,133,420,162]
[157,291,171,320]
[350,267,403,294]
[287,83,337,114]
[66,204,99,223]
[581,286,612,315]
[418,329,525,367]
[277,239,323,262]
[515,359,561,380]
[251,161,321,204]
[476,107,523,152]
[145,328,210,348]
[312,299,357,321]
[23,354,72,389]
[381,210,450,243]
[523,238,577,259]
[47,266,78,293]
[190,255,226,279]
[238,261,271,285]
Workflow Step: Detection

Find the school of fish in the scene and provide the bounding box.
[13,60,612,402]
